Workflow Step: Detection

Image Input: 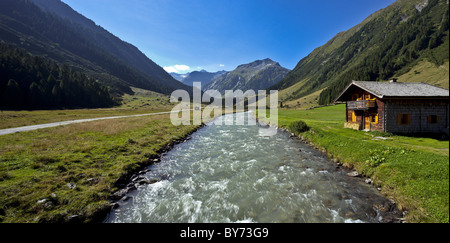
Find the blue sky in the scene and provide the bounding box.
[62,0,396,73]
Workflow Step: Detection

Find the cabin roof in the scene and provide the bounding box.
[335,81,449,102]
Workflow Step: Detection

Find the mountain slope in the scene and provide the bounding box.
[0,0,189,96]
[206,58,290,93]
[29,0,179,88]
[180,70,228,87]
[273,0,449,105]
[0,43,117,109]
[170,73,189,82]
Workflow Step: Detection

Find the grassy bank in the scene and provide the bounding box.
[270,105,449,223]
[1,97,448,223]
[0,88,201,223]
[0,113,199,223]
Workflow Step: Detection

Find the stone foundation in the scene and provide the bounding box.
[345,122,361,130]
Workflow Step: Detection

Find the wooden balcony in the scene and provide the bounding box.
[347,100,376,110]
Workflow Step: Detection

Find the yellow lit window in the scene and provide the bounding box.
[371,113,379,124]
[352,112,357,122]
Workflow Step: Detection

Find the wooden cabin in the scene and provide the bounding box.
[335,80,449,136]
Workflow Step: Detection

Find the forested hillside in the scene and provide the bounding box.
[318,0,449,104]
[272,0,449,106]
[0,0,189,97]
[0,43,117,109]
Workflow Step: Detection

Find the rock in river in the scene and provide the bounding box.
[347,171,360,177]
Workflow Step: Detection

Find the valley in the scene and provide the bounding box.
[0,0,448,225]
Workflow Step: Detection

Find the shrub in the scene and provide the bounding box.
[289,120,310,135]
[366,151,386,168]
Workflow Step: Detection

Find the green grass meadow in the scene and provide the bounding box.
[0,113,199,223]
[0,90,200,223]
[0,96,448,223]
[273,105,449,223]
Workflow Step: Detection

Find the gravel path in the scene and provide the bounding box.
[0,110,186,136]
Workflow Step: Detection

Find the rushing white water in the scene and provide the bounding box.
[106,112,390,223]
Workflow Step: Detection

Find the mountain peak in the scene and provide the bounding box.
[205,58,290,93]
[253,58,277,65]
[236,58,279,70]
[262,58,275,63]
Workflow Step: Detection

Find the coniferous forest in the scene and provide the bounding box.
[0,43,118,110]
[318,0,449,105]
[270,0,449,106]
[0,0,190,110]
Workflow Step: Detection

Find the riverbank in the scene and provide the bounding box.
[105,123,206,217]
[1,105,447,223]
[106,112,403,223]
[270,105,449,223]
[0,112,201,223]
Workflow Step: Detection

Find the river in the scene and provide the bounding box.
[105,112,398,223]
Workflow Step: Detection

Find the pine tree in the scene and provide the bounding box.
[51,83,62,106]
[29,82,41,108]
[3,79,23,108]
[0,43,117,109]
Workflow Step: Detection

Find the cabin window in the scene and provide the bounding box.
[397,114,411,125]
[371,113,379,124]
[352,112,357,122]
[428,115,439,124]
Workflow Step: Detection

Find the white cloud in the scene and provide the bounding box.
[219,64,225,67]
[174,65,190,72]
[163,66,178,73]
[163,64,190,73]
